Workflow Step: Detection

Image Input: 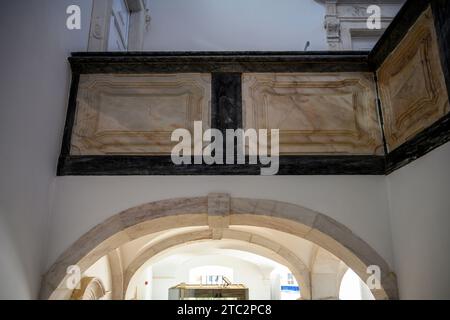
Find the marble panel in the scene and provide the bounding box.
[70,73,211,155]
[242,73,383,155]
[378,8,450,151]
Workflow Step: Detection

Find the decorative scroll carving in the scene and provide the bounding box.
[325,17,341,50]
[318,0,405,50]
[70,74,211,155]
[71,277,106,300]
[323,0,341,50]
[91,18,104,40]
[242,73,383,155]
[378,8,450,151]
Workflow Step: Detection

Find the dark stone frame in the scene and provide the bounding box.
[57,0,450,176]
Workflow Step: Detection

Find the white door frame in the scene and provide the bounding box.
[87,0,149,51]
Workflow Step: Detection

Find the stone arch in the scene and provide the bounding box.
[107,249,124,300]
[309,246,349,299]
[123,228,311,300]
[40,193,398,300]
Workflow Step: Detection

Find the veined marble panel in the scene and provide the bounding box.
[378,7,450,151]
[242,73,383,155]
[70,74,211,155]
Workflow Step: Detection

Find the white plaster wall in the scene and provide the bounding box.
[360,278,375,300]
[143,0,327,51]
[339,268,374,300]
[0,215,32,299]
[144,267,153,300]
[387,142,450,299]
[0,0,92,299]
[132,265,153,300]
[270,272,281,300]
[46,176,394,271]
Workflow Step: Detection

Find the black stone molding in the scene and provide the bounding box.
[369,0,431,70]
[385,114,450,174]
[57,155,386,176]
[211,73,242,132]
[68,51,371,74]
[59,72,80,157]
[431,0,450,103]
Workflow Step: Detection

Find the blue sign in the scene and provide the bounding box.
[280,285,299,292]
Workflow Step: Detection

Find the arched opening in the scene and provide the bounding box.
[40,194,398,300]
[339,269,375,300]
[121,227,311,300]
[271,267,301,300]
[128,241,301,300]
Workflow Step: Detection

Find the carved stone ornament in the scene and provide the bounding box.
[92,17,104,40]
[325,17,340,38]
[71,277,106,300]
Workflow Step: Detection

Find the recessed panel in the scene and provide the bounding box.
[378,8,450,151]
[70,74,211,155]
[243,73,383,155]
